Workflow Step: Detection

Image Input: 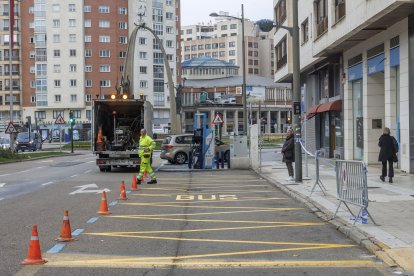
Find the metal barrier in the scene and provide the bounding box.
[334,160,377,225]
[299,140,326,196]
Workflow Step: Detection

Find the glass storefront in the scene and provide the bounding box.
[352,80,363,160]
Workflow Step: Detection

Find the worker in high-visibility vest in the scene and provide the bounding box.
[137,128,157,184]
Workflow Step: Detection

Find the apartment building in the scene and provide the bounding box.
[272,0,414,173]
[181,16,275,78]
[0,0,21,130]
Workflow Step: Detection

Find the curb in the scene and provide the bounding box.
[0,152,81,165]
[256,170,401,270]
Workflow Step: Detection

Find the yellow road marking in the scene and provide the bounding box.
[107,208,303,218]
[84,232,353,248]
[120,203,291,210]
[142,184,269,189]
[130,190,279,196]
[159,177,260,181]
[131,194,172,197]
[127,197,287,204]
[107,215,317,224]
[84,222,325,235]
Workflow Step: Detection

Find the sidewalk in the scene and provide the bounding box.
[259,158,414,273]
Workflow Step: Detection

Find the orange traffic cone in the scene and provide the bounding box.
[131,174,139,191]
[55,210,75,242]
[143,170,148,180]
[97,191,112,215]
[119,181,128,200]
[21,225,47,265]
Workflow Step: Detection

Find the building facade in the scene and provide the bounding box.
[272,0,414,173]
[181,15,275,79]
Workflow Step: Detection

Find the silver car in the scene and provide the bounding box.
[0,137,10,149]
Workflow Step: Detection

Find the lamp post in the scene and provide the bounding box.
[210,4,247,135]
[256,0,302,182]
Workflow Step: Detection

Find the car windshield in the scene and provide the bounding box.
[162,136,172,144]
[16,132,35,142]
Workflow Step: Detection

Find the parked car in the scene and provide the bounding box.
[160,134,230,164]
[0,137,10,149]
[15,132,42,152]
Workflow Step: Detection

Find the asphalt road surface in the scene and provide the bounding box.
[0,153,391,275]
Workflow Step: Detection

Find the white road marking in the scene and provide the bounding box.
[36,166,45,169]
[70,184,110,195]
[21,170,30,173]
[87,161,95,163]
[41,182,54,186]
[84,170,91,174]
[39,160,53,163]
[0,174,10,177]
[70,174,78,178]
[0,198,4,201]
[0,183,6,188]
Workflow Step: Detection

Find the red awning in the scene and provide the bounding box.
[306,104,321,120]
[317,100,342,113]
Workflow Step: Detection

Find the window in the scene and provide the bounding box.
[153,52,163,64]
[86,95,92,102]
[68,4,76,12]
[229,50,235,56]
[99,65,110,72]
[229,41,235,47]
[140,80,148,88]
[275,0,286,26]
[85,80,92,87]
[118,22,127,29]
[139,66,147,74]
[219,42,225,48]
[53,34,60,43]
[69,64,77,72]
[230,24,237,29]
[166,26,174,34]
[100,80,110,87]
[334,0,346,23]
[85,49,92,57]
[70,95,77,102]
[99,20,110,28]
[119,7,127,15]
[154,80,164,92]
[186,29,192,34]
[69,19,76,27]
[53,19,60,28]
[84,35,92,42]
[153,65,164,78]
[71,110,82,119]
[205,44,211,50]
[70,79,77,87]
[166,0,173,5]
[84,5,91,12]
[98,5,110,13]
[139,37,147,45]
[99,36,110,43]
[52,4,60,12]
[301,19,309,44]
[84,20,91,28]
[69,34,76,42]
[166,40,174,48]
[69,49,76,57]
[99,50,110,57]
[53,49,60,57]
[35,111,46,119]
[139,52,147,59]
[53,110,64,119]
[55,95,61,102]
[119,51,127,58]
[221,25,228,30]
[275,35,287,70]
[315,0,328,37]
[119,36,127,44]
[54,80,61,87]
[166,12,173,20]
[86,110,92,120]
[53,64,61,73]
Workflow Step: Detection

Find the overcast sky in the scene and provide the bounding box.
[181,0,274,26]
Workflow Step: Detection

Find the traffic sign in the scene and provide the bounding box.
[54,114,66,124]
[212,113,224,125]
[5,122,17,134]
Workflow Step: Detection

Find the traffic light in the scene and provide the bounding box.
[287,116,291,124]
[69,112,75,126]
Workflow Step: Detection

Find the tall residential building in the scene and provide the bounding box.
[181,16,275,79]
[272,0,414,173]
[17,0,179,133]
[0,0,21,130]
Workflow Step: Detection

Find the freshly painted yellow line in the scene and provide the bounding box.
[131,194,172,197]
[138,187,188,192]
[131,190,280,196]
[121,203,292,210]
[143,184,269,189]
[84,233,354,248]
[159,177,260,181]
[84,222,325,235]
[107,208,303,218]
[126,197,287,204]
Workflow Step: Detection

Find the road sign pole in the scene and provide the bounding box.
[71,124,74,153]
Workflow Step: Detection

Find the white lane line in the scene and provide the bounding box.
[84,170,91,174]
[36,166,45,169]
[41,182,54,186]
[0,183,6,188]
[70,174,78,178]
[21,170,30,173]
[0,174,10,177]
[87,161,95,163]
[39,160,53,163]
[0,198,4,201]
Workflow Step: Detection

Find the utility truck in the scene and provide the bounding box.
[92,98,153,172]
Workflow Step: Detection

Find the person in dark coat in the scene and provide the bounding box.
[378,127,398,183]
[281,129,295,181]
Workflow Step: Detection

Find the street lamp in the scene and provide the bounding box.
[210,5,247,135]
[256,0,302,182]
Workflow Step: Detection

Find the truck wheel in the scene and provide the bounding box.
[175,152,187,164]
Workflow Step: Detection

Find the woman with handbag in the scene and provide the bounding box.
[281,129,295,181]
[378,127,398,183]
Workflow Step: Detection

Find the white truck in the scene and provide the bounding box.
[92,99,153,172]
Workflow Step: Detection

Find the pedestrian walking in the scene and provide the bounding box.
[137,129,157,184]
[378,127,398,183]
[281,128,295,181]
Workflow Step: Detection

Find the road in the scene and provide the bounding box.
[0,152,391,275]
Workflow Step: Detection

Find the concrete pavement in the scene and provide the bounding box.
[259,157,414,274]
